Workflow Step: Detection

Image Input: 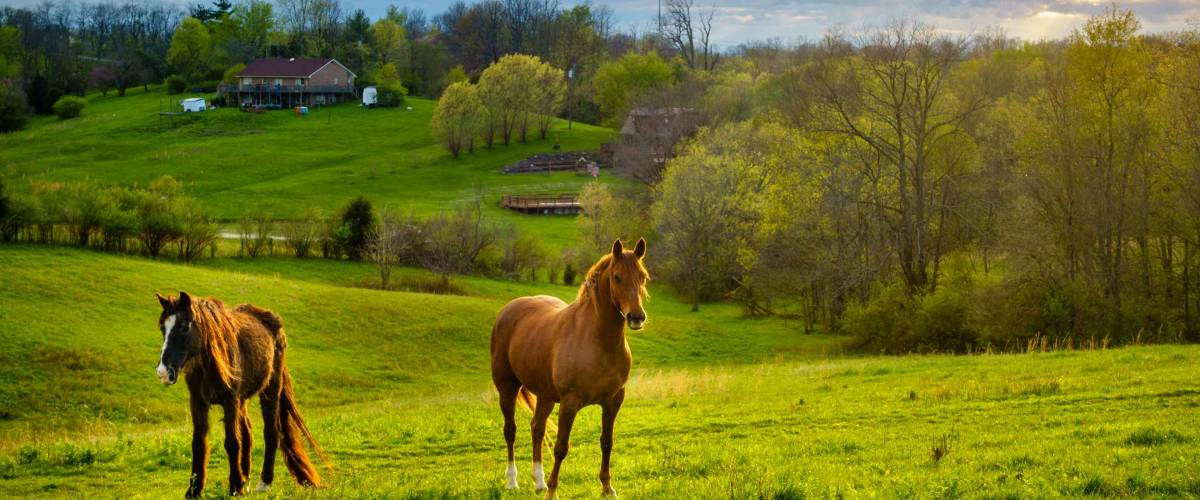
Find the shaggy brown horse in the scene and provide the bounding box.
[491,238,649,499]
[154,292,328,497]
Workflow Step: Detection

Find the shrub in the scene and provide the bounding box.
[282,208,324,258]
[337,196,376,261]
[164,75,187,94]
[237,208,275,258]
[222,64,246,85]
[376,81,407,107]
[0,81,28,132]
[52,96,87,119]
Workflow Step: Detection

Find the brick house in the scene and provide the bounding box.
[219,58,357,108]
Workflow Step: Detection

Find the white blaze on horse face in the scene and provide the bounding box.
[156,315,176,383]
[533,461,546,490]
[506,461,519,489]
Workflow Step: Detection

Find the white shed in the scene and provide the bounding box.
[181,98,207,112]
[362,86,377,107]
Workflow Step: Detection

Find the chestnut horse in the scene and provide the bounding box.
[491,238,649,499]
[154,292,329,497]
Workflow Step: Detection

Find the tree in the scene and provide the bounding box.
[90,66,117,97]
[779,22,989,295]
[661,0,719,71]
[371,18,409,67]
[593,51,674,125]
[532,61,566,139]
[477,53,563,144]
[338,196,376,261]
[374,62,408,107]
[0,80,26,133]
[167,17,213,83]
[366,210,402,289]
[432,81,483,158]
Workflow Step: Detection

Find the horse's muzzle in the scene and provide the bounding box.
[157,364,177,385]
[626,313,646,331]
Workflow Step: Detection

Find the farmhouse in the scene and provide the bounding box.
[218,58,357,108]
[608,107,702,182]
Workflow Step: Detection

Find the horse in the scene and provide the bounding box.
[154,291,329,497]
[491,238,649,499]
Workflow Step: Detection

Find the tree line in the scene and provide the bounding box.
[598,8,1200,353]
[0,0,706,132]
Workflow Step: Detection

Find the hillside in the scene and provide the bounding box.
[0,87,626,248]
[1,246,1199,498]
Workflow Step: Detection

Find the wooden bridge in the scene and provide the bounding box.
[501,194,581,215]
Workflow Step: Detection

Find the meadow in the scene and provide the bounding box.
[1,245,1198,498]
[0,87,625,249]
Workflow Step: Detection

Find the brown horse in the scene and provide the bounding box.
[154,292,329,497]
[491,238,649,499]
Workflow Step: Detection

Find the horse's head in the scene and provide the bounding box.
[154,291,199,385]
[606,238,650,330]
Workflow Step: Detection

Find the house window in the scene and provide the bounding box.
[242,77,251,86]
[274,78,282,86]
[296,78,304,86]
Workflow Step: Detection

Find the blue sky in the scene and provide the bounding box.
[5,0,1197,47]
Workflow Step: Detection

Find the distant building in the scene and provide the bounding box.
[219,58,357,108]
[608,107,702,182]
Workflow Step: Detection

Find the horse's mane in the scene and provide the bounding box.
[189,297,242,387]
[576,253,650,304]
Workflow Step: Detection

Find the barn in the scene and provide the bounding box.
[218,58,357,108]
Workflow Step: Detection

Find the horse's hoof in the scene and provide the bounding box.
[603,487,619,498]
[544,488,558,500]
[255,481,271,493]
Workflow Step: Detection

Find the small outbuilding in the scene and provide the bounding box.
[362,86,377,107]
[181,98,207,112]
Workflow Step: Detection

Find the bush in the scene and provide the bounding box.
[0,81,28,132]
[222,64,246,85]
[337,196,376,261]
[164,75,187,94]
[52,96,87,119]
[376,82,407,108]
[843,284,980,354]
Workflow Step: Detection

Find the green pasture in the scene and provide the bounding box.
[0,87,625,249]
[1,246,1197,498]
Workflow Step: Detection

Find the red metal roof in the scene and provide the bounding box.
[237,58,335,77]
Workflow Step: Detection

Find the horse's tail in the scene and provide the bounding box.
[278,363,332,487]
[517,387,557,449]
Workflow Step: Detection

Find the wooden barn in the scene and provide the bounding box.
[219,58,357,108]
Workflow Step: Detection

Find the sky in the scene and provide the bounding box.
[4,0,1197,47]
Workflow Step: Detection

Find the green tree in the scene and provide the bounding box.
[167,17,214,83]
[375,63,408,107]
[432,81,483,158]
[339,196,377,261]
[593,52,674,126]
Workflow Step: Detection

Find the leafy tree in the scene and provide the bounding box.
[593,52,674,126]
[167,17,213,83]
[374,63,408,107]
[0,80,27,133]
[90,67,117,97]
[164,75,188,94]
[432,81,483,158]
[371,18,409,67]
[477,54,563,144]
[338,196,377,261]
[222,63,245,84]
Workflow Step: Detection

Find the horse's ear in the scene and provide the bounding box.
[612,239,623,258]
[178,291,191,310]
[634,237,646,259]
[156,293,171,310]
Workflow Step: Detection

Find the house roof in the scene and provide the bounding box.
[237,58,357,78]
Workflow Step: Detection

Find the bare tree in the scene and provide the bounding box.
[660,0,718,71]
[367,210,401,289]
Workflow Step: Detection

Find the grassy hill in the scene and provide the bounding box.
[2,246,1198,498]
[0,87,626,249]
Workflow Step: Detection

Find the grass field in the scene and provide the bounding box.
[0,87,626,249]
[1,246,1198,498]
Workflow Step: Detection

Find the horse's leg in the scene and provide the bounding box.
[257,386,280,492]
[496,380,520,489]
[186,397,210,498]
[599,388,625,497]
[545,395,581,500]
[238,402,253,485]
[222,400,247,495]
[530,396,555,491]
